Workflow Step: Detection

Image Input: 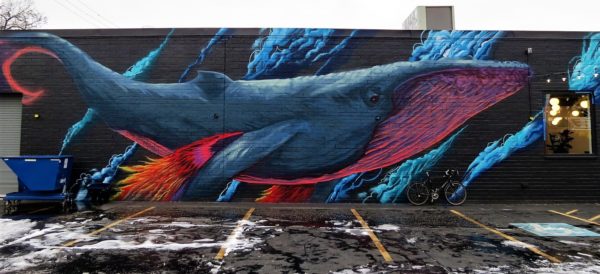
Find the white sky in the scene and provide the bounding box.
[33,0,600,31]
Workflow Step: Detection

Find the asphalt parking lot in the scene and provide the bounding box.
[0,202,599,273]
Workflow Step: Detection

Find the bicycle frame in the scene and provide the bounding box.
[422,170,460,202]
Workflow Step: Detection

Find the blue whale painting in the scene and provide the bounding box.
[0,31,530,201]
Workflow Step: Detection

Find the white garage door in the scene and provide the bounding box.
[0,96,22,195]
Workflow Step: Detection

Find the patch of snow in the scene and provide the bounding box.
[559,240,591,246]
[330,267,374,274]
[373,224,400,231]
[208,261,223,274]
[329,220,344,226]
[327,220,354,227]
[527,261,600,274]
[2,223,62,247]
[221,220,263,256]
[472,260,600,274]
[342,228,369,236]
[160,221,211,228]
[74,237,220,250]
[0,219,37,243]
[501,240,533,249]
[406,237,417,244]
[128,217,157,224]
[472,265,510,274]
[194,238,214,242]
[0,248,61,273]
[577,252,594,258]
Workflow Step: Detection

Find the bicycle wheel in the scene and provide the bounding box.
[444,181,467,206]
[406,182,430,206]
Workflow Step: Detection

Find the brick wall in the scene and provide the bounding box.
[4,29,599,202]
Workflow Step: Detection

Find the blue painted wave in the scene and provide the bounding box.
[179,28,230,82]
[459,32,600,191]
[59,108,96,155]
[569,33,600,98]
[244,28,357,80]
[461,114,544,189]
[361,128,464,203]
[410,30,504,61]
[327,169,382,203]
[124,29,175,80]
[91,143,139,184]
[216,180,241,202]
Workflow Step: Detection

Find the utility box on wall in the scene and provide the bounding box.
[402,6,455,30]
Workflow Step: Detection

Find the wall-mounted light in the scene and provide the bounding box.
[572,110,580,117]
[546,78,551,83]
[551,117,562,126]
[33,114,40,119]
[549,109,558,116]
[551,105,560,112]
[580,100,590,109]
[562,77,567,82]
[549,97,560,106]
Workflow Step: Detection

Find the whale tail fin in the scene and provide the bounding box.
[256,185,315,203]
[114,132,243,201]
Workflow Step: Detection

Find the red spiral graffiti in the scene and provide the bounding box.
[2,46,59,105]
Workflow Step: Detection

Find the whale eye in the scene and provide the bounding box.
[370,94,380,103]
[363,88,382,107]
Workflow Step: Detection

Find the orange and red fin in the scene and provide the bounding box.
[114,132,243,201]
[256,185,315,203]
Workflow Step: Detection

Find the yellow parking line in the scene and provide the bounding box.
[350,208,393,263]
[548,210,600,226]
[26,206,55,214]
[588,214,600,222]
[62,206,155,247]
[215,207,255,260]
[450,210,561,263]
[565,209,578,215]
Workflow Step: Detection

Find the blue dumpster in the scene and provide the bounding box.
[2,155,74,213]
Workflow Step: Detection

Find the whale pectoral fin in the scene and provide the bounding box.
[114,132,243,201]
[180,120,310,201]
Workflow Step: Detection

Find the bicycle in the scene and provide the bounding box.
[406,169,467,206]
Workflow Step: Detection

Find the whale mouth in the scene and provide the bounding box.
[361,65,531,171]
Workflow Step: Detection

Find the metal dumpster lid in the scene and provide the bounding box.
[1,155,73,159]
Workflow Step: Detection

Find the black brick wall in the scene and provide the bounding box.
[5,28,600,202]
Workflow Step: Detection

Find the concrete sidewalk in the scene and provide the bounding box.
[0,202,599,273]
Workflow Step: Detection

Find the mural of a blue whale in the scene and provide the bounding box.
[1,32,530,201]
